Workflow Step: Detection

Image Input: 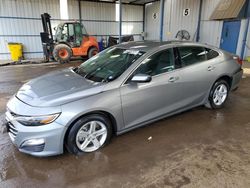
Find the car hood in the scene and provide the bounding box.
[16,68,105,107]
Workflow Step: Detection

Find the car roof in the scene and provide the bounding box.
[115,40,211,52]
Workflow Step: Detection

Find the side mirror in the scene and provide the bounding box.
[131,74,152,83]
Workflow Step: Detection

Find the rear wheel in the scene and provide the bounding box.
[206,80,229,109]
[66,114,112,155]
[88,47,98,59]
[53,44,72,63]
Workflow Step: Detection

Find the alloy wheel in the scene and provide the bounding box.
[213,84,228,106]
[75,121,107,152]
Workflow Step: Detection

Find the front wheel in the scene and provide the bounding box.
[66,114,112,155]
[53,44,72,63]
[207,80,229,109]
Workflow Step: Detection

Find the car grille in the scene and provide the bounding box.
[10,111,18,117]
[6,109,19,141]
[7,121,18,141]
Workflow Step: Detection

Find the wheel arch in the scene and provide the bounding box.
[63,110,117,147]
[215,75,232,89]
[204,74,233,107]
[87,45,99,54]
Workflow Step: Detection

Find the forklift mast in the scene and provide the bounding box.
[40,13,53,43]
[40,13,55,61]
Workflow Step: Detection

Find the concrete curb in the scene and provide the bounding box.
[0,62,11,67]
[0,59,46,67]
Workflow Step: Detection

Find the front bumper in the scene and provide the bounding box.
[5,97,66,157]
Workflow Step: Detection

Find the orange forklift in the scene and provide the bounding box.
[40,13,99,63]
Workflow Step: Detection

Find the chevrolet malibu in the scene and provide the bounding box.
[5,41,243,156]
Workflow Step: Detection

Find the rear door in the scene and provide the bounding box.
[176,46,219,106]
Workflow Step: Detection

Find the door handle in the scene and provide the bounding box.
[168,76,179,82]
[207,66,215,71]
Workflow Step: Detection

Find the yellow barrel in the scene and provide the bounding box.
[246,56,250,63]
[8,43,23,61]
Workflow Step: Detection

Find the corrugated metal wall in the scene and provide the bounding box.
[199,0,250,57]
[236,19,247,56]
[145,2,160,40]
[145,0,250,58]
[0,0,143,60]
[199,0,223,47]
[122,4,143,40]
[76,1,143,40]
[0,0,61,60]
[1,0,249,60]
[245,21,250,57]
[145,0,200,41]
[78,1,117,37]
[164,0,200,41]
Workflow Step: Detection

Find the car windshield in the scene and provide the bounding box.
[75,47,144,82]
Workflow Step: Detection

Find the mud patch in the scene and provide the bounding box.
[139,141,250,188]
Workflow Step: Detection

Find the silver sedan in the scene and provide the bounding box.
[5,41,243,156]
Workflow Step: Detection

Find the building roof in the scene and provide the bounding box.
[210,0,246,20]
[80,0,159,6]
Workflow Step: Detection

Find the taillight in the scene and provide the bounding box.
[237,57,243,66]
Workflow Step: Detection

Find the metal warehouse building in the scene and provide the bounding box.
[0,0,250,60]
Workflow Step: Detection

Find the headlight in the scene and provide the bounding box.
[15,113,60,126]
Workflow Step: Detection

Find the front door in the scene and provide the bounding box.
[120,48,184,128]
[220,20,241,54]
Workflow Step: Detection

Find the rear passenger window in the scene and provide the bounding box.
[178,46,207,66]
[205,48,219,60]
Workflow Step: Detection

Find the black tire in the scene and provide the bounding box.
[81,56,88,61]
[66,114,112,155]
[49,55,55,61]
[88,47,98,59]
[207,80,229,109]
[53,44,72,63]
[43,55,49,62]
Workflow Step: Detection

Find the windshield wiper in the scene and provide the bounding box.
[84,61,112,80]
[72,67,87,77]
[72,67,79,72]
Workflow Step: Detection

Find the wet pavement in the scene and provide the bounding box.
[0,62,250,188]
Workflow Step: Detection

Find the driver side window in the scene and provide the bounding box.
[134,48,175,76]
